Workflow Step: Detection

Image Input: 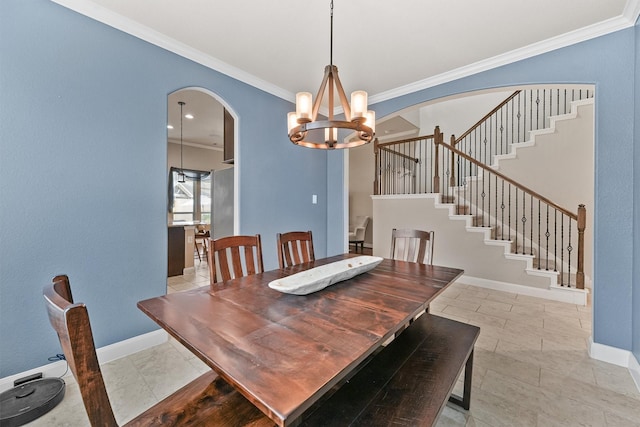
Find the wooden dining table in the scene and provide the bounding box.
[138,254,463,426]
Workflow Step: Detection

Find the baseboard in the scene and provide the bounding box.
[183,266,195,275]
[589,338,640,393]
[630,351,640,392]
[96,328,168,365]
[457,275,588,305]
[0,329,168,393]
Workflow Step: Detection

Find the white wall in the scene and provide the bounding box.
[494,100,594,283]
[372,195,551,289]
[348,143,375,245]
[349,89,520,246]
[419,90,513,139]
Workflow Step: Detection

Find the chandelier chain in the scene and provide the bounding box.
[330,0,334,66]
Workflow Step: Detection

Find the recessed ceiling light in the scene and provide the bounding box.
[167,125,174,129]
[185,114,194,119]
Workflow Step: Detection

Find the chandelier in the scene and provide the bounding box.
[287,0,375,149]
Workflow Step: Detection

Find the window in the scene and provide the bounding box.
[169,168,211,223]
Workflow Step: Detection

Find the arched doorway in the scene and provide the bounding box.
[347,84,594,300]
[166,87,239,291]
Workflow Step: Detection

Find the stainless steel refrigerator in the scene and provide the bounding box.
[211,167,234,239]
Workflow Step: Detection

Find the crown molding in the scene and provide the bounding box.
[369,7,639,106]
[50,0,295,102]
[624,0,640,22]
[52,0,639,108]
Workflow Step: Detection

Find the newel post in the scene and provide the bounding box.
[373,138,380,195]
[450,134,457,187]
[576,204,586,289]
[433,126,441,193]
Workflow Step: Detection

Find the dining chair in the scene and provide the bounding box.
[348,215,370,253]
[208,234,264,285]
[194,225,210,262]
[42,276,272,426]
[390,228,435,265]
[390,228,435,325]
[276,230,315,269]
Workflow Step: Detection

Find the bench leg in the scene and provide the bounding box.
[448,348,473,410]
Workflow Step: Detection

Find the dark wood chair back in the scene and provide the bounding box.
[43,276,273,427]
[51,274,74,303]
[208,234,264,285]
[276,230,315,269]
[390,228,435,265]
[43,277,119,426]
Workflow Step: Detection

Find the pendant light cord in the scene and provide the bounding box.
[179,101,184,173]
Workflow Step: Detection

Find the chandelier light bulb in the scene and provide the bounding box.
[287,112,298,133]
[365,110,376,133]
[324,127,337,143]
[350,91,368,121]
[296,92,313,122]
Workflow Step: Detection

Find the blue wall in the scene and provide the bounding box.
[0,0,331,376]
[1,0,638,377]
[371,26,638,355]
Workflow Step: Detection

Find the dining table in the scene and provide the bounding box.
[138,253,464,426]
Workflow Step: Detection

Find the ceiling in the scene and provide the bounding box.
[167,89,225,149]
[53,0,639,147]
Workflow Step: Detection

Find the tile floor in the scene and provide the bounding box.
[29,257,640,426]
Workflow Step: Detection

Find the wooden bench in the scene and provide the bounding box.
[298,313,480,426]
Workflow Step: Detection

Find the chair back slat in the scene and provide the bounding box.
[43,279,118,427]
[277,231,315,269]
[208,235,264,285]
[390,228,435,265]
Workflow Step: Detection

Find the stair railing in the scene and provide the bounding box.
[374,128,444,196]
[373,128,585,289]
[450,87,594,186]
[373,87,592,288]
[442,140,585,288]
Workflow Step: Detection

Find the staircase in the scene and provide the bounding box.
[372,88,593,305]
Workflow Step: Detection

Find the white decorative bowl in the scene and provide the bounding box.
[268,256,384,295]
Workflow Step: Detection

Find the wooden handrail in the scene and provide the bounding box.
[442,140,577,220]
[454,91,521,144]
[378,134,435,148]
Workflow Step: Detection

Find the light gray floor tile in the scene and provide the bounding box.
[27,283,640,426]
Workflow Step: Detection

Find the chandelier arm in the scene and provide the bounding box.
[328,72,335,120]
[330,66,352,121]
[311,66,331,121]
